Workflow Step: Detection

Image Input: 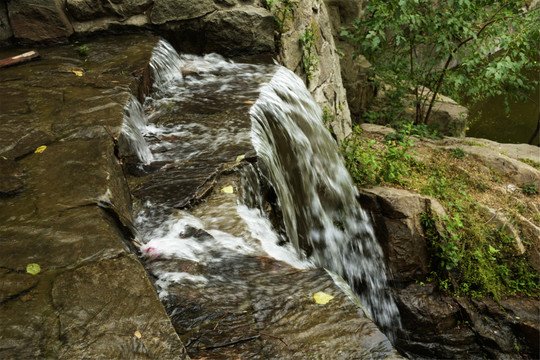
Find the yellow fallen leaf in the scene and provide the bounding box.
[235,154,245,162]
[1,156,6,160]
[134,330,142,339]
[243,100,254,105]
[313,291,334,305]
[72,70,84,76]
[221,186,234,194]
[26,263,41,275]
[34,145,47,154]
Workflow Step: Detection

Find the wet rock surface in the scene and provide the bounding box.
[155,254,400,359]
[0,36,187,358]
[141,178,401,359]
[393,284,540,359]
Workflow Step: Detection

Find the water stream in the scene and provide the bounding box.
[132,40,400,342]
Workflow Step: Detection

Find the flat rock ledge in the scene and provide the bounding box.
[0,35,187,359]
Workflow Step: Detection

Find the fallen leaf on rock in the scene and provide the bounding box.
[243,100,254,105]
[313,291,334,305]
[134,330,142,339]
[72,70,84,76]
[34,145,47,154]
[26,263,41,275]
[235,154,245,162]
[221,186,234,194]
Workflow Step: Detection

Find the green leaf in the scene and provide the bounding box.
[26,263,41,275]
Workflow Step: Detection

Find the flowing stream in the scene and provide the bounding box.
[130,40,400,341]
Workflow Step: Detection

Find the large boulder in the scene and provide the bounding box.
[7,0,73,44]
[203,6,275,56]
[66,0,153,21]
[151,0,217,24]
[358,186,446,282]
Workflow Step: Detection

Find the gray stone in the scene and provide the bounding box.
[151,0,217,24]
[422,92,468,137]
[444,139,540,189]
[276,0,352,140]
[66,0,152,21]
[203,7,275,56]
[358,186,447,282]
[7,0,73,44]
[324,0,372,120]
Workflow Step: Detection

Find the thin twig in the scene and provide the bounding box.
[198,335,261,350]
[259,331,289,347]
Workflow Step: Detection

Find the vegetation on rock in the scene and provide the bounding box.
[342,125,539,300]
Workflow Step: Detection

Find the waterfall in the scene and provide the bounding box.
[135,39,400,340]
[250,67,401,335]
[121,95,153,164]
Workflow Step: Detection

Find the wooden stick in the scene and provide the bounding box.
[0,51,41,68]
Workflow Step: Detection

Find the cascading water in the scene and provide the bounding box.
[249,67,401,335]
[133,39,400,346]
[121,95,153,164]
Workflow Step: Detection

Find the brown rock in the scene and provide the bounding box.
[7,0,73,44]
[0,158,24,196]
[358,186,446,282]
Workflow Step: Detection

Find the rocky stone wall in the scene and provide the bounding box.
[323,0,375,121]
[273,0,353,140]
[0,0,275,57]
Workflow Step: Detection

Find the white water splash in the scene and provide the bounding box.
[121,95,153,164]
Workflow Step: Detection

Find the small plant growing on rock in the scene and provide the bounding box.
[522,182,538,195]
[265,0,297,36]
[299,22,320,81]
[450,147,466,160]
[73,42,90,57]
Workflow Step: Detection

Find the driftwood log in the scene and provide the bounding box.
[0,51,41,68]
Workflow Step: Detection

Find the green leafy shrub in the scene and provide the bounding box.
[522,182,538,195]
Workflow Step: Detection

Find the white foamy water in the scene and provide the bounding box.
[121,95,153,164]
[138,197,312,270]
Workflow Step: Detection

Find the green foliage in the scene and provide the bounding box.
[342,124,417,186]
[343,0,540,125]
[265,0,297,36]
[322,106,335,135]
[522,182,538,195]
[345,128,538,299]
[299,22,320,81]
[74,44,89,56]
[519,157,540,170]
[450,147,467,160]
